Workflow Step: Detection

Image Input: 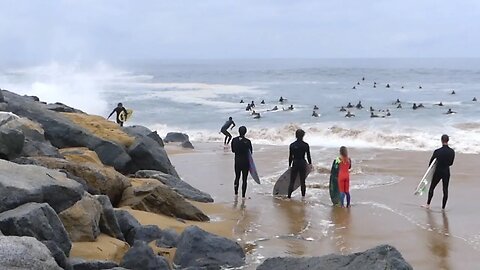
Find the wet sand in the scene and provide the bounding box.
[170,142,480,269]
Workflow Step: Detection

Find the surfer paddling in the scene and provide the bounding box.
[424,134,455,210]
[107,103,128,127]
[220,117,236,145]
[231,126,253,198]
[287,129,312,199]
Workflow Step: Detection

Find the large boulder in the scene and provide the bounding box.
[46,102,84,113]
[22,139,61,157]
[0,235,62,270]
[256,245,413,270]
[3,90,131,172]
[69,258,118,270]
[59,193,102,242]
[114,209,142,241]
[174,226,245,269]
[0,127,24,159]
[120,241,171,270]
[135,170,213,203]
[119,179,209,222]
[0,113,45,141]
[164,132,194,149]
[95,195,125,241]
[127,136,179,177]
[60,147,104,165]
[0,203,72,268]
[126,224,164,246]
[164,132,189,143]
[123,125,165,148]
[155,229,180,248]
[15,156,131,205]
[0,159,84,213]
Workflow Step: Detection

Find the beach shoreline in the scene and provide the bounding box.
[168,141,480,269]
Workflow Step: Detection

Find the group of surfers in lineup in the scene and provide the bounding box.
[220,116,455,210]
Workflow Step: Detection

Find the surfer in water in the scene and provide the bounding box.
[220,117,236,145]
[231,126,253,198]
[312,111,319,117]
[287,129,312,199]
[424,134,455,210]
[338,146,352,208]
[107,103,128,127]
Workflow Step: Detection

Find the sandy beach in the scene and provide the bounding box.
[167,142,480,269]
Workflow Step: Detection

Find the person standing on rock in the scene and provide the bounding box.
[107,103,129,127]
[231,126,252,198]
[424,134,455,210]
[288,129,312,199]
[220,117,236,145]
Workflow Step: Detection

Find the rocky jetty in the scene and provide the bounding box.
[0,89,228,269]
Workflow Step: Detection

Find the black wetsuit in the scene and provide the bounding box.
[231,136,253,197]
[108,106,128,127]
[221,120,235,144]
[288,140,312,198]
[427,145,455,209]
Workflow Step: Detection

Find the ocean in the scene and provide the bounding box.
[1,59,479,153]
[2,59,480,269]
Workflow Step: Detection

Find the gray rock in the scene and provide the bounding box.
[0,159,84,213]
[114,209,142,241]
[0,235,62,269]
[181,141,194,149]
[126,224,163,246]
[22,139,61,157]
[120,241,171,270]
[155,229,179,248]
[256,245,413,270]
[0,114,46,141]
[0,127,24,160]
[123,125,164,148]
[135,170,213,203]
[147,131,164,147]
[46,102,84,113]
[95,195,125,241]
[3,90,132,172]
[43,240,73,270]
[108,268,129,270]
[173,226,245,269]
[0,112,18,126]
[127,136,179,177]
[164,132,189,143]
[59,193,102,242]
[69,258,118,270]
[0,203,71,257]
[15,156,131,206]
[119,182,209,222]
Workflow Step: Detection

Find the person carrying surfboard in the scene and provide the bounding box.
[220,117,236,145]
[231,126,252,198]
[107,103,129,127]
[338,146,352,207]
[424,134,455,210]
[287,129,312,199]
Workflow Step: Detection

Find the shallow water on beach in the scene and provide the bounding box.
[171,143,480,269]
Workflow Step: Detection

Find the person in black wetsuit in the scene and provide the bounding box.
[220,117,236,145]
[425,134,455,210]
[107,103,128,127]
[287,129,312,199]
[231,126,252,198]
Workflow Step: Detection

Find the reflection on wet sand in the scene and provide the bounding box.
[426,211,451,270]
[275,198,309,255]
[330,207,352,254]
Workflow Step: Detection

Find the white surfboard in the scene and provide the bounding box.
[414,158,437,196]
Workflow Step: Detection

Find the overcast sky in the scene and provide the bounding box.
[1,0,479,63]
